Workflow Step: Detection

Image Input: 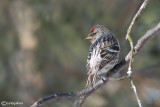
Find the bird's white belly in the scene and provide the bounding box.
[89,48,101,69]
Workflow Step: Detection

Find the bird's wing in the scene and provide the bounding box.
[99,43,120,70]
[86,34,120,72]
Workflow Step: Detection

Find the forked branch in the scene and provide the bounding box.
[125,1,150,106]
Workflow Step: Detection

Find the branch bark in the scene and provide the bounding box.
[31,22,160,107]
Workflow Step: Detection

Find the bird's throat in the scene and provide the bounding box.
[91,37,97,44]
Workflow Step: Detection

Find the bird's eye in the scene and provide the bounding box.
[93,32,97,35]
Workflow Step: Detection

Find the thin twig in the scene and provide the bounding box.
[126,0,150,39]
[129,77,142,107]
[115,74,142,107]
[126,0,150,76]
[126,0,150,72]
[31,22,160,107]
[125,1,150,106]
[116,76,129,81]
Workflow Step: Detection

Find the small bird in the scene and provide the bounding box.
[86,25,120,88]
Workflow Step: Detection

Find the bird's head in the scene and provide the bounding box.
[86,25,109,44]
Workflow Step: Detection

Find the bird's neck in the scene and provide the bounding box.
[91,36,97,44]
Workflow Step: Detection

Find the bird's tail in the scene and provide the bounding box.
[86,69,97,88]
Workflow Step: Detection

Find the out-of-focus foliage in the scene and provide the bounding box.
[0,0,160,107]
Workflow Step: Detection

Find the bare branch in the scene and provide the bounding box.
[31,22,160,107]
[125,0,150,78]
[125,1,152,106]
[126,0,150,39]
[125,0,150,79]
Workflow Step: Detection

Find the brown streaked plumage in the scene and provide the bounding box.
[86,25,120,88]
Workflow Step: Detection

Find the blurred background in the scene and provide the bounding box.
[0,0,160,107]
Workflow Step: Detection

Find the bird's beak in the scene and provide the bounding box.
[85,34,93,40]
[85,36,92,39]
